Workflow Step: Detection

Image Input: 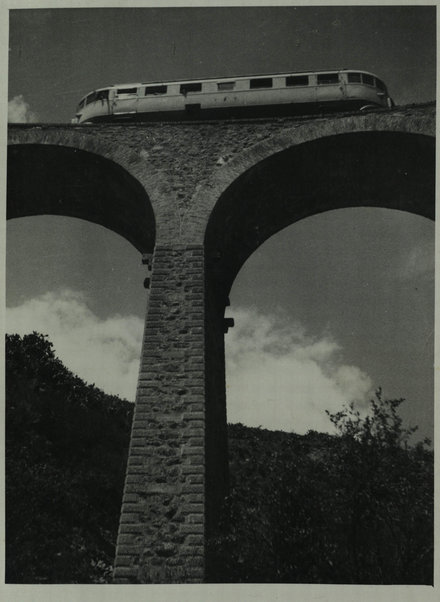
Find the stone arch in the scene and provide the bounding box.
[183,110,434,242]
[202,127,434,561]
[204,127,434,299]
[7,140,155,253]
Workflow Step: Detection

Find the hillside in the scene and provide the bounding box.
[5,332,133,583]
[208,419,433,583]
[5,333,433,584]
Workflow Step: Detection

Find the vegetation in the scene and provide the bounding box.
[6,333,433,584]
[208,393,433,584]
[5,333,133,583]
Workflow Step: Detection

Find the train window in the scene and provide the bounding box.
[78,99,85,110]
[217,81,235,91]
[250,78,273,89]
[86,92,97,105]
[375,78,386,91]
[180,83,202,94]
[317,73,339,85]
[286,75,309,86]
[116,87,138,95]
[347,73,362,83]
[95,90,109,101]
[145,85,168,95]
[361,74,375,86]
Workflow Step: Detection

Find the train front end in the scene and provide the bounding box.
[71,88,113,124]
[342,71,394,109]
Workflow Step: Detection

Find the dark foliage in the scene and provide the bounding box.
[5,333,134,583]
[6,334,433,584]
[208,392,433,584]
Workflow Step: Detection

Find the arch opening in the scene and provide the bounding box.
[203,131,434,577]
[5,213,151,583]
[225,207,434,440]
[6,213,147,400]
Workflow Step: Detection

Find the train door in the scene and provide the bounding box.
[112,86,139,116]
[180,82,203,116]
[338,71,348,100]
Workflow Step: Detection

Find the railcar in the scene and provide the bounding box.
[72,69,394,123]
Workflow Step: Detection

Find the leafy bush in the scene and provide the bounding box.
[5,333,133,583]
[208,392,433,584]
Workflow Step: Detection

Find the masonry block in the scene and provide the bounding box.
[113,244,208,584]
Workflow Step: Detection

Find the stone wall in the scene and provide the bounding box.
[114,245,206,583]
[9,103,435,245]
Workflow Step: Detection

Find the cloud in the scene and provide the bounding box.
[396,240,435,280]
[6,289,143,400]
[6,291,373,435]
[8,95,39,123]
[225,307,373,434]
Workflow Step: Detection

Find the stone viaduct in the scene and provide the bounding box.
[7,103,435,583]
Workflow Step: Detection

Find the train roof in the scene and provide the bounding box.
[111,68,380,87]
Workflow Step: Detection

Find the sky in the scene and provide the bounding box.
[5,5,436,441]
